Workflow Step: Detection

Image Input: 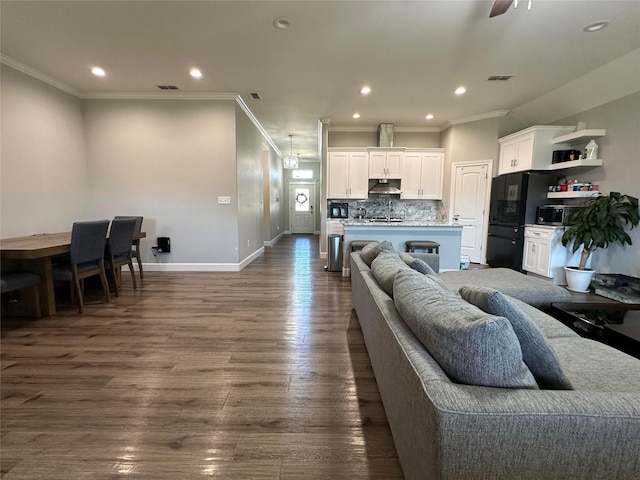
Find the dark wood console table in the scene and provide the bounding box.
[551,301,640,359]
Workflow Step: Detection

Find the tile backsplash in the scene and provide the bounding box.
[343,198,446,221]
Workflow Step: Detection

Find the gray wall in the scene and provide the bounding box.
[328,130,440,148]
[440,117,501,213]
[235,103,268,260]
[1,66,283,270]
[551,92,640,276]
[263,145,285,244]
[0,65,90,237]
[84,98,239,265]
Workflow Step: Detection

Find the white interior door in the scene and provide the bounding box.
[289,183,315,234]
[450,162,490,264]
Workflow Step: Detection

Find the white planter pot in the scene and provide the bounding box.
[564,266,595,293]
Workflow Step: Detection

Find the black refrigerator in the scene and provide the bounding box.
[486,172,549,271]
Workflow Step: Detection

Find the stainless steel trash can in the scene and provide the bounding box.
[326,234,343,272]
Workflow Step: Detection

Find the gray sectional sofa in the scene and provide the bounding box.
[350,242,640,480]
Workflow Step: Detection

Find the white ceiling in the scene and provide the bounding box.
[2,1,639,161]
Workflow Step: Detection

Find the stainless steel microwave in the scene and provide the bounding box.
[536,205,582,226]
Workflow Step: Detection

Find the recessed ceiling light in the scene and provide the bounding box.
[190,68,202,78]
[360,86,372,95]
[273,17,290,30]
[425,114,434,120]
[91,67,106,77]
[583,21,609,32]
[352,113,361,119]
[455,86,466,95]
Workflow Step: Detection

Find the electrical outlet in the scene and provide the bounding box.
[247,239,250,247]
[218,196,231,205]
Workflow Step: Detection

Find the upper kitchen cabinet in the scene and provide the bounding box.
[368,148,403,179]
[498,126,575,175]
[401,149,445,200]
[327,149,369,199]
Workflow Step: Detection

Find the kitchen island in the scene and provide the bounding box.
[342,220,463,276]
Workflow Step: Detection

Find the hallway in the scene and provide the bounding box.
[1,235,403,479]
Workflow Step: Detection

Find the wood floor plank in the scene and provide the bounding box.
[1,234,403,479]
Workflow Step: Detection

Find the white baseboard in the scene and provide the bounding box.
[142,247,265,272]
[263,232,285,247]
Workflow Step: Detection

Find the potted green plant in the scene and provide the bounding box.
[562,192,639,292]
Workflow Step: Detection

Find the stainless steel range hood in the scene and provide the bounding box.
[369,179,402,195]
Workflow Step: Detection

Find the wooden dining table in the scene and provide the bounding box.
[1,231,146,316]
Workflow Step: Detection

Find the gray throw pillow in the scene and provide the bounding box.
[360,240,395,266]
[394,270,538,389]
[371,252,410,297]
[459,286,573,390]
[399,251,437,275]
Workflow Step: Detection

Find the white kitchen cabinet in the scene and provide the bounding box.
[327,150,369,199]
[368,149,403,179]
[523,227,552,277]
[498,126,575,175]
[401,150,444,200]
[523,225,589,285]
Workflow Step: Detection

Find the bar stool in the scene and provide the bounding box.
[405,240,440,254]
[350,240,377,253]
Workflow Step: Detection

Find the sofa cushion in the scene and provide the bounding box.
[507,297,579,339]
[360,240,395,267]
[439,268,572,309]
[549,337,640,392]
[399,251,437,275]
[371,252,411,297]
[393,270,538,389]
[459,286,573,390]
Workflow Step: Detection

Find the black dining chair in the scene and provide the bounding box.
[114,215,144,280]
[1,270,42,318]
[52,220,110,313]
[105,217,138,297]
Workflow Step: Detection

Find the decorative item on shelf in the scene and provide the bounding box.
[585,140,599,160]
[561,192,639,293]
[283,134,299,169]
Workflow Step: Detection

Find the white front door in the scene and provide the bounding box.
[450,162,491,264]
[290,184,315,234]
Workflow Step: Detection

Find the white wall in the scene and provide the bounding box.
[0,65,90,237]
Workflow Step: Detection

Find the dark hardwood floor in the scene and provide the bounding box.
[1,235,403,479]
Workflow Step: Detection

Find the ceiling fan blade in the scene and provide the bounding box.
[489,0,514,17]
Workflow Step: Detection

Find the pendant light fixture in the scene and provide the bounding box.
[283,134,299,169]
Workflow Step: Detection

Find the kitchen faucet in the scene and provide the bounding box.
[387,200,392,223]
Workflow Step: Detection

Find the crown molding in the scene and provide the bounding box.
[1,54,81,97]
[328,125,440,133]
[442,110,510,129]
[1,54,280,156]
[82,91,238,101]
[235,95,281,157]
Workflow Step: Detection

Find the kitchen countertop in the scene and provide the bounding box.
[524,224,566,230]
[343,220,461,227]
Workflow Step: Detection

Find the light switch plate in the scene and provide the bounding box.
[218,196,231,205]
